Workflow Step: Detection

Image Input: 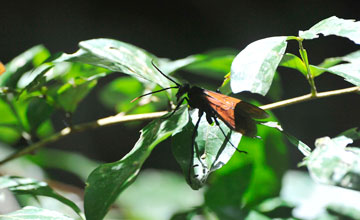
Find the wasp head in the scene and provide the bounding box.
[176,83,190,101]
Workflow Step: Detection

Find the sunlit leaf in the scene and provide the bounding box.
[279,53,307,75]
[231,36,288,95]
[281,170,360,219]
[0,45,50,88]
[99,76,166,114]
[117,170,203,220]
[299,16,360,44]
[55,74,105,113]
[0,176,84,219]
[84,106,188,220]
[53,38,175,89]
[172,109,242,190]
[326,63,360,86]
[304,135,360,191]
[184,49,237,78]
[0,206,75,220]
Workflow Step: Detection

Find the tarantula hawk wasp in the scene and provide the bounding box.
[132,61,269,185]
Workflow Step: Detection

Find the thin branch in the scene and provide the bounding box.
[0,86,359,166]
[261,86,360,110]
[0,111,168,166]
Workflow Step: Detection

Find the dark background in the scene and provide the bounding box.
[1,1,359,175]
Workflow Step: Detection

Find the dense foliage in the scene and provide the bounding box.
[0,16,360,220]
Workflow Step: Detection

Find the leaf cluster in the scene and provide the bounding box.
[0,16,360,220]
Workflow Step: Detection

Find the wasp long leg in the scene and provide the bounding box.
[213,117,247,154]
[162,97,188,120]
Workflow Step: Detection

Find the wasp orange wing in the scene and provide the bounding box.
[203,90,268,137]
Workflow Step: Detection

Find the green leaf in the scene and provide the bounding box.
[116,170,203,220]
[0,45,50,88]
[84,106,188,220]
[0,206,75,220]
[99,76,165,114]
[54,38,173,89]
[55,75,104,113]
[279,53,307,75]
[304,135,360,191]
[0,176,84,219]
[184,49,237,78]
[26,97,54,132]
[299,16,360,44]
[231,36,288,95]
[0,97,22,143]
[204,113,288,219]
[307,49,360,78]
[204,163,253,219]
[16,64,53,89]
[281,170,360,220]
[326,63,360,86]
[172,109,242,190]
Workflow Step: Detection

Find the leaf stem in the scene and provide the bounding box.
[298,39,317,96]
[0,86,359,165]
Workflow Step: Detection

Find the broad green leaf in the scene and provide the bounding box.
[172,109,242,190]
[296,49,360,78]
[116,170,203,220]
[184,49,237,78]
[304,135,360,191]
[0,176,84,219]
[0,93,31,143]
[0,97,22,144]
[99,76,166,114]
[281,170,360,220]
[341,49,360,63]
[231,36,288,95]
[0,45,50,88]
[26,97,54,132]
[54,38,173,89]
[279,53,307,75]
[326,63,360,86]
[299,16,360,44]
[204,113,288,219]
[313,49,360,84]
[279,53,327,78]
[205,163,253,220]
[84,106,188,220]
[55,74,105,113]
[158,49,236,80]
[0,206,74,220]
[16,64,53,89]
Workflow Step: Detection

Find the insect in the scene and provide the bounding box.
[132,61,269,183]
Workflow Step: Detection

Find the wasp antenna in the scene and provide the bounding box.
[151,60,181,87]
[131,86,178,103]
